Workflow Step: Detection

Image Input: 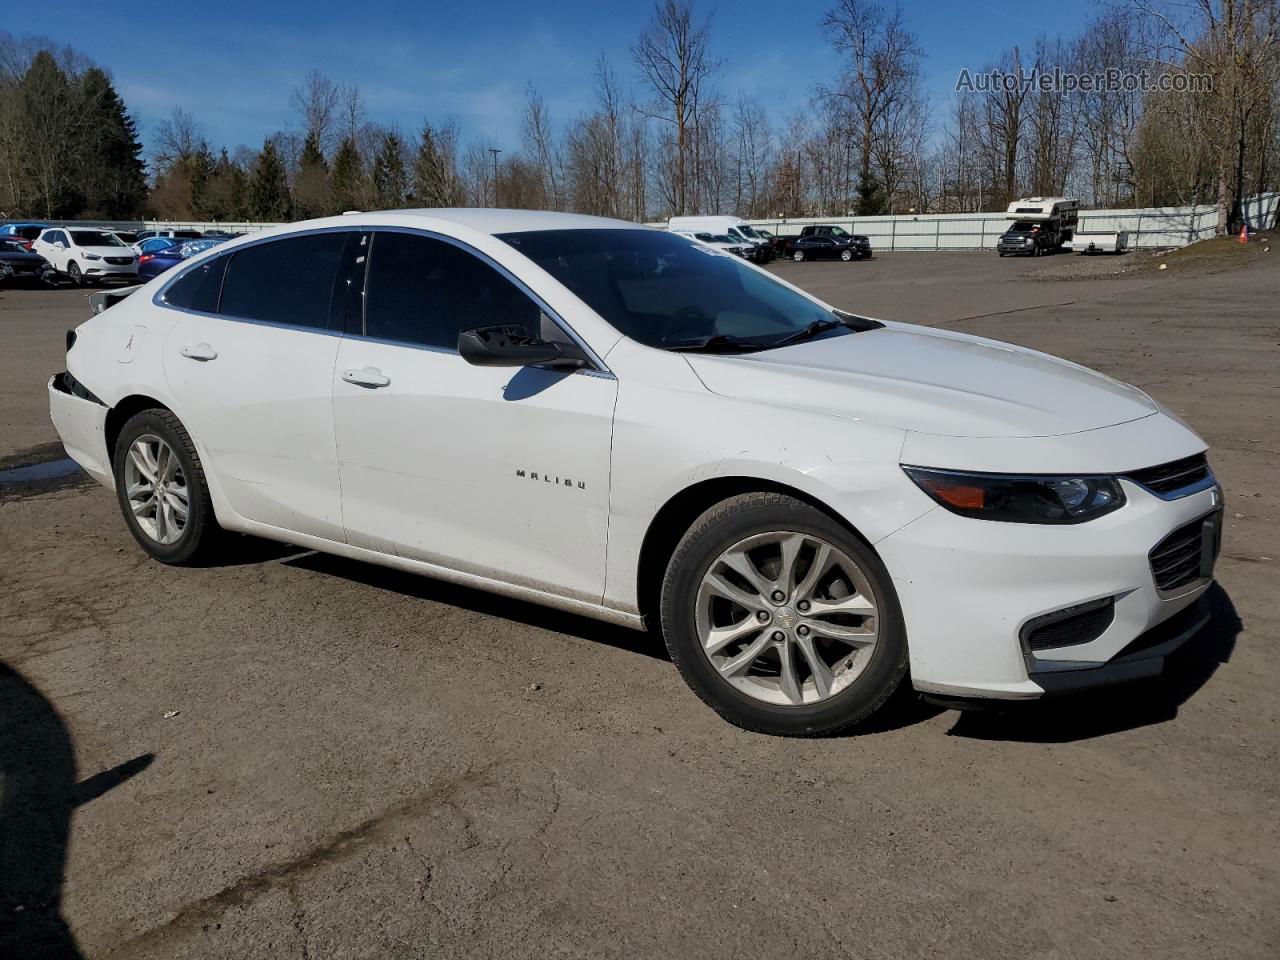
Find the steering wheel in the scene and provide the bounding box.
[661,304,712,344]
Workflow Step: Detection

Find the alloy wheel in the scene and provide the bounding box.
[123,434,189,545]
[694,530,880,707]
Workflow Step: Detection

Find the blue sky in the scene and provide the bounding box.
[11,0,1096,155]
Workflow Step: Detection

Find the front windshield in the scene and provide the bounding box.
[735,224,760,239]
[1010,221,1039,232]
[70,230,123,247]
[499,228,842,350]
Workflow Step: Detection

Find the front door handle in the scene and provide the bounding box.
[180,343,218,361]
[342,366,391,388]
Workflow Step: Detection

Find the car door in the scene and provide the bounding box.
[160,231,354,543]
[331,229,617,604]
[35,230,67,272]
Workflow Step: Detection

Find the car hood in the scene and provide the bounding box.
[684,323,1158,439]
[0,249,45,262]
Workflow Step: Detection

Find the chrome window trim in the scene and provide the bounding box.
[151,223,613,378]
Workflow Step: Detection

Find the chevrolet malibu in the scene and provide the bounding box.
[48,210,1221,736]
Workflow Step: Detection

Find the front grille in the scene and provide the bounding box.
[1149,512,1220,592]
[105,256,133,265]
[1126,453,1211,498]
[1022,597,1115,651]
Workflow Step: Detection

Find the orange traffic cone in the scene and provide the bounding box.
[1239,223,1249,243]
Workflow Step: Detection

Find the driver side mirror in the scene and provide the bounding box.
[458,324,587,370]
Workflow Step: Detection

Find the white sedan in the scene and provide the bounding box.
[32,227,138,285]
[48,210,1221,735]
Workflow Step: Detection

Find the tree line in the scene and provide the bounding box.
[2,1,1277,229]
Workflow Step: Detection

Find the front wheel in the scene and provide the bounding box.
[660,493,908,737]
[840,249,853,262]
[67,261,84,286]
[113,409,223,565]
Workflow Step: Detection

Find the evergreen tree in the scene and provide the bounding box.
[330,136,364,212]
[188,144,217,219]
[203,149,249,221]
[75,68,147,218]
[371,131,407,210]
[248,139,291,221]
[412,124,457,207]
[19,52,78,217]
[293,131,331,218]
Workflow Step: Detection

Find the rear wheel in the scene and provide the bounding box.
[660,493,908,737]
[792,249,805,262]
[113,409,223,565]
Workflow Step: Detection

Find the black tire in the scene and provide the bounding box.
[67,261,83,286]
[792,249,805,262]
[659,493,908,737]
[112,408,223,565]
[840,249,853,262]
[998,251,1007,257]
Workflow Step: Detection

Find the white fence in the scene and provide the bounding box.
[745,192,1278,251]
[8,193,1277,251]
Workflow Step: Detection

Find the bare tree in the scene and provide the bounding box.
[821,0,922,214]
[633,0,718,215]
[522,83,561,210]
[291,69,340,154]
[153,106,203,172]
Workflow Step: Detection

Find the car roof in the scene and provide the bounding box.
[356,208,647,235]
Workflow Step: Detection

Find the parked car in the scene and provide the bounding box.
[111,230,140,246]
[668,216,775,262]
[785,233,868,262]
[31,228,138,285]
[49,211,1221,737]
[135,228,204,243]
[672,230,753,258]
[0,222,48,250]
[137,237,227,281]
[132,236,182,257]
[0,238,54,286]
[997,220,1055,256]
[792,224,873,260]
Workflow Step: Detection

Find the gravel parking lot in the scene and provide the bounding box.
[2,247,1276,958]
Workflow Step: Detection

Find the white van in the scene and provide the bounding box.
[667,216,774,261]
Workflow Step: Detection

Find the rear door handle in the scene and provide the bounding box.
[342,366,391,388]
[180,343,218,361]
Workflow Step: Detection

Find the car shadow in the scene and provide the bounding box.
[282,551,671,662]
[0,662,154,958]
[946,583,1241,743]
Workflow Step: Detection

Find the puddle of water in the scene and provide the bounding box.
[0,457,83,485]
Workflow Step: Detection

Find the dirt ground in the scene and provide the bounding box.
[1,247,1276,959]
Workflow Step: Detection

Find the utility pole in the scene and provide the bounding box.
[488,148,502,207]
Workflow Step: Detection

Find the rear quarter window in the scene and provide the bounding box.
[163,255,229,314]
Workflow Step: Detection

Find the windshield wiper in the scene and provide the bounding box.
[664,334,772,353]
[768,318,847,348]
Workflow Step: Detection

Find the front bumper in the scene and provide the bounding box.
[877,478,1221,700]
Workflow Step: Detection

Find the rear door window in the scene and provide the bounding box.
[218,232,348,330]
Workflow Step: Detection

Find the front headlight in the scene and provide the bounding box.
[82,252,101,260]
[903,466,1125,524]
